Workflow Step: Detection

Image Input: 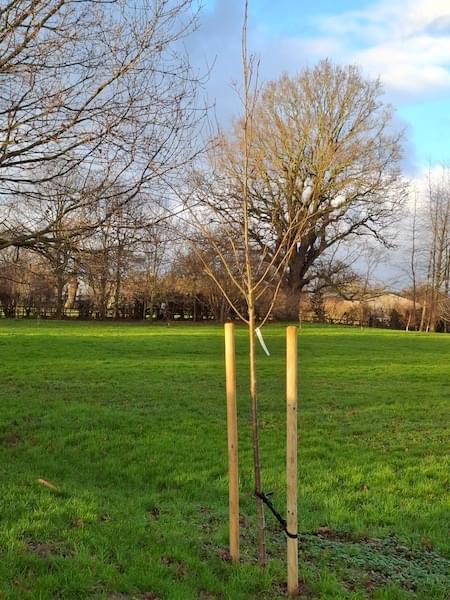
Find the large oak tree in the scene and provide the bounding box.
[212,60,405,312]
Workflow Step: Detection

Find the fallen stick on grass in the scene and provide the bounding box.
[36,478,58,492]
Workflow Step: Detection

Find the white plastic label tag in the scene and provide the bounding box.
[255,326,270,356]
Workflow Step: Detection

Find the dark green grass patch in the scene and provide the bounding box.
[0,320,449,598]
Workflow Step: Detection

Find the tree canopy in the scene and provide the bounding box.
[212,60,405,304]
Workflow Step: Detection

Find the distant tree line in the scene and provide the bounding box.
[1,232,448,331]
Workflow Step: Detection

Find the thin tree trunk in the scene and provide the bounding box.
[420,242,434,331]
[411,193,417,330]
[241,0,265,567]
[99,277,108,320]
[419,297,427,332]
[114,244,123,320]
[297,292,302,327]
[248,303,266,568]
[55,273,65,320]
[444,246,449,332]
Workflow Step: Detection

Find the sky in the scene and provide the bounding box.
[190,0,450,174]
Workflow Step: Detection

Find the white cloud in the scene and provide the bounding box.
[190,0,450,170]
[411,163,450,197]
[355,40,450,96]
[316,0,450,100]
[321,0,450,40]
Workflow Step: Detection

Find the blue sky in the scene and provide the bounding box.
[193,0,450,173]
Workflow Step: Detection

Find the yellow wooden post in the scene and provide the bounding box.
[286,326,298,596]
[225,323,239,562]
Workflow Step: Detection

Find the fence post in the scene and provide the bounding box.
[286,326,298,596]
[224,322,239,562]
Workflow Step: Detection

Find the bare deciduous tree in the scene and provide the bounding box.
[408,190,419,330]
[336,242,388,327]
[0,0,204,251]
[135,222,173,321]
[419,167,450,332]
[212,60,405,316]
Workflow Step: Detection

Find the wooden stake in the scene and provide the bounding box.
[225,322,240,562]
[286,326,298,596]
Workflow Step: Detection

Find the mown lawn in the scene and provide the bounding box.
[0,321,449,599]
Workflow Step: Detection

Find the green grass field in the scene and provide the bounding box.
[0,321,449,599]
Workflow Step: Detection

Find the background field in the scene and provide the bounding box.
[0,321,449,599]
